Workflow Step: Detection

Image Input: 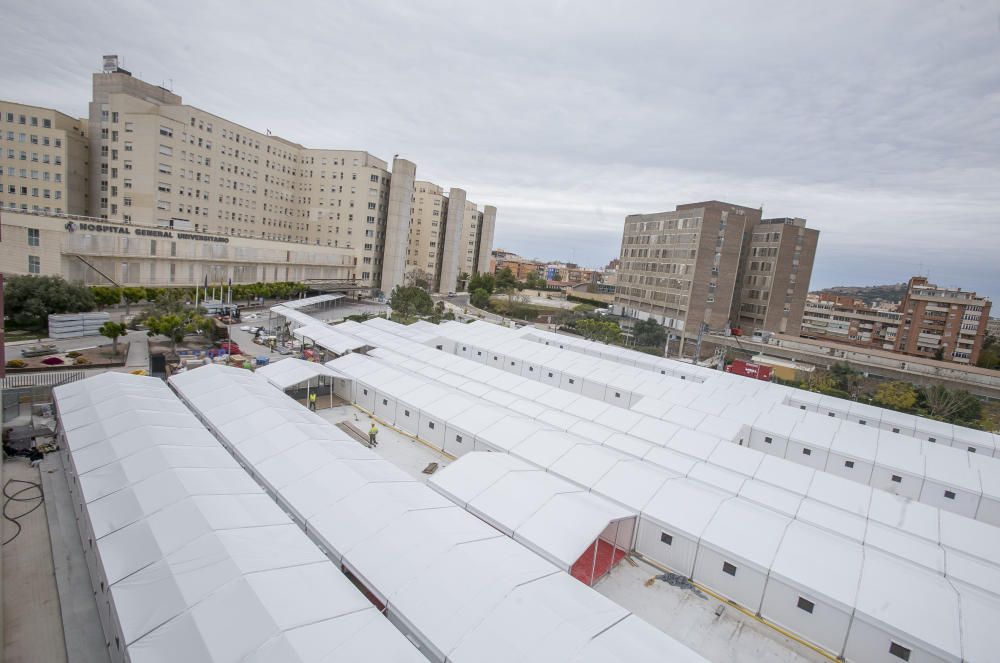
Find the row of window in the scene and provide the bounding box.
[3,149,63,165]
[5,185,62,199]
[2,167,64,182]
[2,131,63,148]
[3,112,53,128]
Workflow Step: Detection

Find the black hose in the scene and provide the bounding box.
[2,477,44,546]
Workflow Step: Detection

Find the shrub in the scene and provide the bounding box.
[41,356,65,365]
[74,356,91,365]
[66,351,82,358]
[5,359,26,368]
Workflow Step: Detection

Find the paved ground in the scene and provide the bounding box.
[2,459,68,663]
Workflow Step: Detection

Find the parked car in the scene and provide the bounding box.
[217,341,241,354]
[447,291,457,298]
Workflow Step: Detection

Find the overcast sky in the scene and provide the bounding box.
[3,1,998,298]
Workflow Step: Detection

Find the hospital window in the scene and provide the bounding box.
[722,562,737,576]
[796,597,814,614]
[802,448,812,456]
[888,642,911,661]
[764,436,773,444]
[891,475,902,483]
[944,490,956,500]
[844,461,855,468]
[660,532,673,545]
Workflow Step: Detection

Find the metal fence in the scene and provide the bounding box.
[1,370,88,390]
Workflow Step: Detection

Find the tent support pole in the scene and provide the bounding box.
[590,539,599,587]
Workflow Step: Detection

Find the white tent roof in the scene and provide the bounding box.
[256,357,338,390]
[55,371,423,663]
[293,323,368,354]
[280,293,344,309]
[698,498,790,574]
[769,520,864,613]
[853,549,962,661]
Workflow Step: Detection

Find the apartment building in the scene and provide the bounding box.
[2,55,495,296]
[801,293,902,350]
[402,182,494,293]
[0,101,89,216]
[894,276,992,364]
[737,217,819,334]
[613,201,819,352]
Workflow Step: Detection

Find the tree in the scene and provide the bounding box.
[976,335,999,370]
[872,381,917,412]
[99,321,128,356]
[468,272,495,294]
[91,286,122,309]
[457,271,470,291]
[146,311,212,355]
[921,385,982,425]
[470,288,491,310]
[523,271,546,290]
[633,318,667,348]
[829,361,861,396]
[405,269,432,291]
[389,286,434,318]
[121,287,147,316]
[3,275,96,330]
[576,318,622,344]
[494,267,518,293]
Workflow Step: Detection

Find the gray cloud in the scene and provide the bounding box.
[2,0,998,297]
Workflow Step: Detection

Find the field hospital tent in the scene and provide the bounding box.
[170,364,707,663]
[52,372,423,663]
[430,453,636,584]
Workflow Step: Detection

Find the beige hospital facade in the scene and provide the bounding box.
[0,56,495,295]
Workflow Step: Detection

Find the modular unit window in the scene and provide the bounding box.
[889,642,911,661]
[928,437,936,443]
[722,562,737,576]
[859,419,866,425]
[800,405,806,410]
[844,460,855,468]
[828,412,835,417]
[477,351,482,356]
[944,490,956,500]
[660,532,673,546]
[892,427,900,433]
[796,597,814,614]
[615,392,621,398]
[568,378,575,384]
[764,436,773,444]
[455,435,462,443]
[802,448,812,456]
[968,447,977,453]
[428,422,435,429]
[382,399,388,405]
[529,367,534,372]
[891,475,902,483]
[362,389,368,395]
[548,372,554,378]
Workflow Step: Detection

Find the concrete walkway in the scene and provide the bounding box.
[122,331,149,371]
[41,453,109,663]
[1,460,68,663]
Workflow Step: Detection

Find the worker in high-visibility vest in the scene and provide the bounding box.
[368,421,379,448]
[308,392,317,411]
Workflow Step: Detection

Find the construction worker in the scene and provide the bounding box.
[368,421,379,448]
[308,391,317,411]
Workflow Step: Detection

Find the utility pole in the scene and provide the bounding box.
[693,322,707,365]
